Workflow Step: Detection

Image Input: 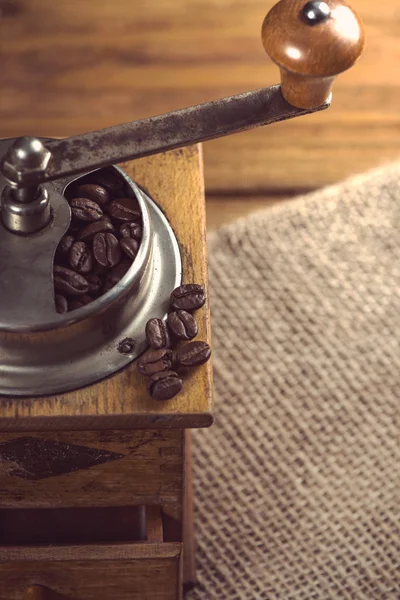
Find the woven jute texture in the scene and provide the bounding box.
[188,163,400,599]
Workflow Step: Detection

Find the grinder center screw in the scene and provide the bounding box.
[0,136,52,234]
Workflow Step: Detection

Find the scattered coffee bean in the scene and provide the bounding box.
[167,310,198,340]
[93,232,121,268]
[148,370,183,401]
[176,341,211,367]
[120,237,139,260]
[54,266,89,296]
[136,283,208,403]
[68,241,93,274]
[77,218,114,242]
[69,295,94,310]
[86,274,102,296]
[107,197,141,222]
[76,183,110,207]
[70,198,103,222]
[170,283,205,311]
[120,222,143,240]
[55,294,68,314]
[57,235,75,259]
[137,348,173,376]
[145,318,170,350]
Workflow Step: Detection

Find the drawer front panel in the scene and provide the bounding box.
[0,430,183,512]
[0,543,182,600]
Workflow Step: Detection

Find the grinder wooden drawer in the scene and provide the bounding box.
[0,543,182,600]
[0,430,183,516]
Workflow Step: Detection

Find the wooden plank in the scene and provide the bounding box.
[0,146,213,431]
[0,542,181,561]
[183,431,196,588]
[0,430,183,511]
[0,543,182,600]
[0,0,398,191]
[146,506,164,542]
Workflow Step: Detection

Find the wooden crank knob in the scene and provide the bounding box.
[262,0,365,108]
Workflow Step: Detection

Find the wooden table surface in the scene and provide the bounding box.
[1,0,399,230]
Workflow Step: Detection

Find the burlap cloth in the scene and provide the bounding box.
[188,163,400,599]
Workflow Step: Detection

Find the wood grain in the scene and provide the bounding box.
[0,542,182,561]
[146,506,164,542]
[0,430,183,512]
[0,543,182,600]
[0,0,398,193]
[183,430,196,588]
[0,146,214,431]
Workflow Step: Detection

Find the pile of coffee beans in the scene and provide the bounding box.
[137,283,211,400]
[53,168,143,312]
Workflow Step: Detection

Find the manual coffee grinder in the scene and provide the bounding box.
[0,2,364,599]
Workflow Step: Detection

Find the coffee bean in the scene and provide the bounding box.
[93,169,125,194]
[70,198,103,222]
[54,265,89,296]
[55,294,68,314]
[68,220,81,235]
[120,237,139,260]
[137,348,173,376]
[102,278,114,294]
[176,341,211,367]
[93,232,121,268]
[68,241,93,274]
[76,183,110,207]
[110,261,131,282]
[102,261,131,292]
[107,197,141,222]
[148,370,183,401]
[167,310,198,340]
[92,262,108,277]
[69,295,94,310]
[57,235,75,258]
[87,274,102,296]
[170,283,205,311]
[120,222,143,240]
[77,218,114,242]
[145,318,170,350]
[54,169,143,310]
